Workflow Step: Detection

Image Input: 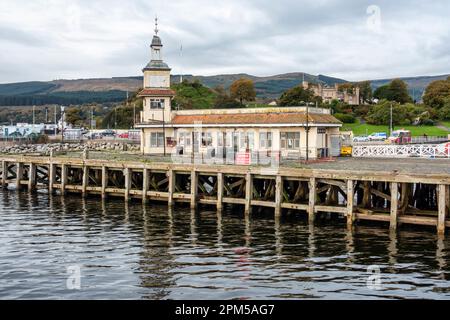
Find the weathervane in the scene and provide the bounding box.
[154,16,159,35]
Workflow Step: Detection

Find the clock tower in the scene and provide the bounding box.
[138,17,175,123]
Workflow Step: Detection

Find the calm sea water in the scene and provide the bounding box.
[0,190,449,300]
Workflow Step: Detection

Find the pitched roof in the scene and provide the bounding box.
[171,112,341,126]
[138,89,175,97]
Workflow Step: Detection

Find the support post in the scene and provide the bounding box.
[124,168,131,201]
[168,169,174,207]
[1,160,8,188]
[190,170,198,210]
[275,175,282,217]
[308,177,316,222]
[101,166,107,199]
[142,168,149,204]
[61,164,67,195]
[245,172,252,215]
[362,181,370,208]
[49,163,55,194]
[16,162,23,191]
[438,184,447,235]
[28,163,36,192]
[346,179,354,227]
[217,172,223,212]
[82,165,88,197]
[390,182,398,231]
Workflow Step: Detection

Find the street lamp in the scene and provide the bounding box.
[61,106,65,142]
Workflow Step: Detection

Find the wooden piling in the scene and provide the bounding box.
[101,166,107,199]
[438,184,447,235]
[390,182,399,231]
[308,177,316,222]
[217,172,223,212]
[245,172,252,215]
[49,163,55,194]
[124,168,131,201]
[347,179,354,227]
[82,165,88,197]
[142,168,149,204]
[16,162,23,191]
[275,175,282,217]
[28,163,36,192]
[1,160,7,188]
[60,164,67,195]
[168,169,174,207]
[190,170,198,210]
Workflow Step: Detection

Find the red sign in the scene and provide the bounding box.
[236,152,251,165]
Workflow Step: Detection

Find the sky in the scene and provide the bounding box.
[0,0,449,83]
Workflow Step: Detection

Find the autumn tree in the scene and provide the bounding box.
[230,78,256,105]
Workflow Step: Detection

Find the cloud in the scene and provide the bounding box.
[0,0,449,83]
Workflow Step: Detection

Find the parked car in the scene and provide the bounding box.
[368,132,387,141]
[84,132,102,140]
[388,130,412,144]
[353,135,369,142]
[118,133,129,139]
[101,129,116,137]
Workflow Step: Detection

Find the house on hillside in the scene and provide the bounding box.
[302,81,360,105]
[135,21,343,161]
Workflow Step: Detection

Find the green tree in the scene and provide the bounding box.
[230,78,256,105]
[423,78,450,109]
[172,80,216,110]
[65,108,84,126]
[357,81,372,104]
[373,79,412,104]
[213,86,241,108]
[279,86,321,106]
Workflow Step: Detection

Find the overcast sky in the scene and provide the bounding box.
[0,0,449,83]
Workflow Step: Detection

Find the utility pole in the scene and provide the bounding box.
[162,103,166,157]
[306,103,310,162]
[54,105,57,137]
[390,102,393,136]
[133,103,136,129]
[61,106,65,142]
[32,105,35,130]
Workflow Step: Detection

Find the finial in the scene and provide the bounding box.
[154,16,159,35]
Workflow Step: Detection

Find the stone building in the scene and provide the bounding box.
[302,81,360,105]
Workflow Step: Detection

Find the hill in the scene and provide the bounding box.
[0,72,448,106]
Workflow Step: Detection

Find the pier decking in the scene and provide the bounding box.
[1,155,449,235]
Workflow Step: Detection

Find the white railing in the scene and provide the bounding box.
[353,144,450,159]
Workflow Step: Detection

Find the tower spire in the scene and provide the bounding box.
[154,16,159,35]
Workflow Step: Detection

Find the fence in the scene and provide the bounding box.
[353,144,450,159]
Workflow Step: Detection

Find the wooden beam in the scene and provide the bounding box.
[49,163,55,194]
[438,184,447,235]
[16,162,23,190]
[347,179,354,227]
[308,177,316,222]
[217,172,223,212]
[390,182,399,231]
[101,166,107,199]
[245,172,252,215]
[275,175,282,217]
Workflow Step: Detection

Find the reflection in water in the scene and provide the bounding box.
[0,190,449,299]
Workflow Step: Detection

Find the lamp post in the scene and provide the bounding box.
[61,106,65,142]
[305,102,310,162]
[162,102,166,157]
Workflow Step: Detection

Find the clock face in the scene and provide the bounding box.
[148,75,168,88]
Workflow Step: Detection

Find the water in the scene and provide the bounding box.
[0,190,449,300]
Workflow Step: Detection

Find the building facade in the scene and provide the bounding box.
[136,25,343,161]
[302,81,360,105]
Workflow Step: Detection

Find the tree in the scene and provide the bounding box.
[423,78,450,109]
[172,80,217,110]
[65,108,84,126]
[357,81,373,104]
[337,83,355,94]
[213,86,241,109]
[279,86,321,106]
[373,79,412,104]
[230,78,256,105]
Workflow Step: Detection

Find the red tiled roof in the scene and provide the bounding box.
[137,89,176,97]
[171,112,341,125]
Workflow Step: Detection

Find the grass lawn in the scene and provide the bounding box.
[441,121,450,129]
[342,120,450,136]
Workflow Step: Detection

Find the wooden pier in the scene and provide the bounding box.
[1,155,449,235]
